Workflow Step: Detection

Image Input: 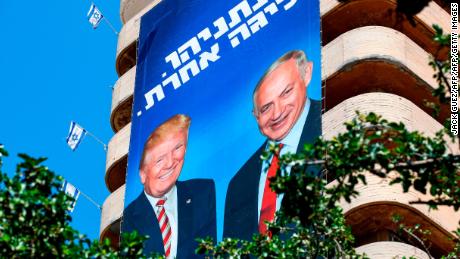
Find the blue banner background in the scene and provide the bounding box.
[124,0,321,240]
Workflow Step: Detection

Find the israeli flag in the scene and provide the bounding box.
[87,3,104,29]
[61,180,81,212]
[66,121,86,151]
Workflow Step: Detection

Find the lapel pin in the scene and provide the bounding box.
[186,199,191,204]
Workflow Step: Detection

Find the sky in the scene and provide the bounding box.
[0,0,122,240]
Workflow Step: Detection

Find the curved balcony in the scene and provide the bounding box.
[105,123,130,192]
[321,0,450,57]
[330,172,460,256]
[120,0,161,24]
[356,241,429,259]
[323,26,449,122]
[116,0,162,76]
[322,92,459,153]
[111,66,135,132]
[116,17,138,77]
[99,184,125,244]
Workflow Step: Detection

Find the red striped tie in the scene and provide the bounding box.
[259,143,284,235]
[156,199,171,257]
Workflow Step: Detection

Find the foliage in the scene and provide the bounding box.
[0,144,157,258]
[198,109,459,257]
[198,158,361,257]
[392,214,433,257]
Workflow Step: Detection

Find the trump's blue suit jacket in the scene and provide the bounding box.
[223,99,322,240]
[122,179,217,258]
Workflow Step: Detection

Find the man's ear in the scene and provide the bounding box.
[303,61,313,87]
[139,168,146,185]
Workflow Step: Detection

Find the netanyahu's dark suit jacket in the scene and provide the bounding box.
[223,99,321,240]
[122,179,217,258]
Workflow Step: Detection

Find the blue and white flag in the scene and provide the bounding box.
[87,3,104,29]
[61,180,81,212]
[66,121,86,151]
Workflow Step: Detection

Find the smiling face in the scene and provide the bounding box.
[140,130,188,198]
[253,58,312,141]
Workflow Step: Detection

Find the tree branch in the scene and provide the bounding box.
[402,228,433,259]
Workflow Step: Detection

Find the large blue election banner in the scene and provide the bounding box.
[122,0,321,256]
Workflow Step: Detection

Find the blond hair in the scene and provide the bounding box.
[139,114,191,169]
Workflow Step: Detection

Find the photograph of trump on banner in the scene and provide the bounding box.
[122,114,217,258]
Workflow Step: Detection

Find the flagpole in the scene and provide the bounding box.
[79,190,102,210]
[103,17,118,35]
[85,130,108,151]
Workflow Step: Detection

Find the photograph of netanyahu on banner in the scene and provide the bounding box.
[224,50,322,240]
[122,114,217,258]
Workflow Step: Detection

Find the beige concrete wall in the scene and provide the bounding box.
[356,241,429,259]
[100,184,125,237]
[322,26,437,88]
[120,0,161,24]
[331,172,460,234]
[105,123,130,191]
[111,66,135,132]
[323,92,459,153]
[116,1,162,75]
[112,66,135,116]
[320,0,449,32]
[116,15,137,57]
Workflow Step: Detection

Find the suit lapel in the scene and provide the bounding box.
[176,181,194,258]
[131,193,165,254]
[280,100,322,211]
[296,99,322,154]
[295,99,322,178]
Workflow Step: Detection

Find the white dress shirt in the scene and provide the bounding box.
[257,98,311,220]
[145,186,178,258]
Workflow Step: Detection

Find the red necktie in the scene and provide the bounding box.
[259,143,284,235]
[156,199,171,257]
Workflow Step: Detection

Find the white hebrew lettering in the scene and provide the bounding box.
[248,11,268,34]
[264,2,279,15]
[213,17,229,39]
[228,23,251,48]
[178,37,201,64]
[228,1,253,28]
[252,0,268,11]
[162,73,181,90]
[165,51,181,69]
[179,60,200,83]
[283,0,297,10]
[198,28,212,41]
[199,43,220,70]
[144,84,165,110]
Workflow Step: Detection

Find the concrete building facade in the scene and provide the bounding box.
[100,0,458,257]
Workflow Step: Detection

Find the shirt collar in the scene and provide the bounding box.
[144,185,177,207]
[275,98,310,150]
